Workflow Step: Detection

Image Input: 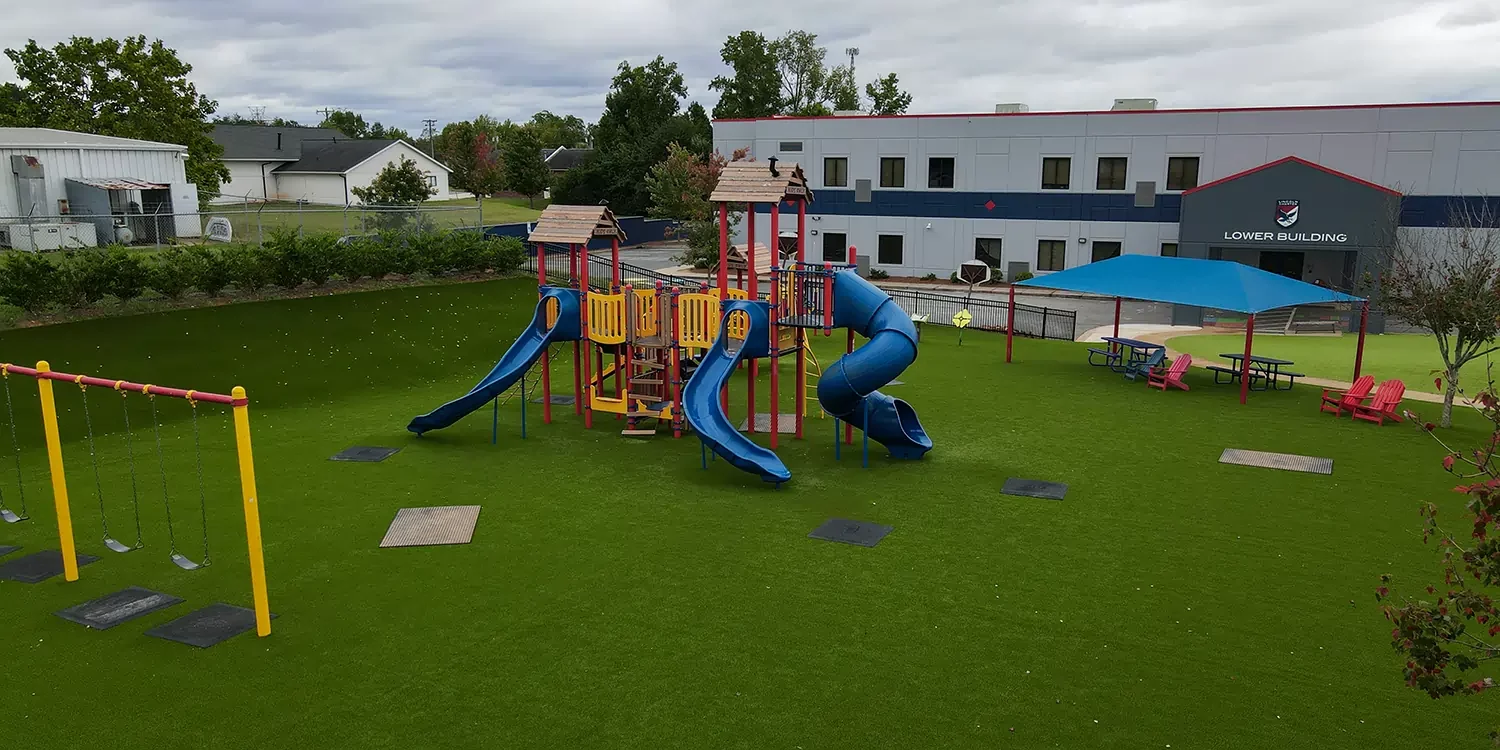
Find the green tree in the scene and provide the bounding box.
[436,116,517,192]
[825,64,860,112]
[320,109,369,138]
[594,56,688,151]
[0,36,229,204]
[770,31,828,115]
[468,133,505,198]
[352,156,435,206]
[709,31,782,119]
[369,122,412,142]
[647,144,748,268]
[527,111,589,148]
[865,73,914,115]
[503,127,550,208]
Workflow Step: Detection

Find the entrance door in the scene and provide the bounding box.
[1258,250,1304,279]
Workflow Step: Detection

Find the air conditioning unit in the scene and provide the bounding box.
[995,103,1030,114]
[1111,98,1159,111]
[5,222,66,252]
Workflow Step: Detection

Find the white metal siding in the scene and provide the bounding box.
[0,145,187,220]
[345,142,450,204]
[273,173,348,205]
[216,160,275,203]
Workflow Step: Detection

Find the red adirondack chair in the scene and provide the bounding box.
[1320,375,1375,417]
[1147,354,1191,391]
[1353,379,1406,425]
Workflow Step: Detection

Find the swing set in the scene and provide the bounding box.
[0,361,271,638]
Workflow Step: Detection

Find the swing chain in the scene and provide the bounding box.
[188,396,211,567]
[147,389,182,554]
[117,383,144,549]
[1,366,27,520]
[75,377,113,541]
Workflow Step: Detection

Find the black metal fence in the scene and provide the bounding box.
[521,253,1077,341]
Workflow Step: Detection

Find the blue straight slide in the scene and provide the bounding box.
[682,300,792,484]
[407,287,582,435]
[817,270,933,459]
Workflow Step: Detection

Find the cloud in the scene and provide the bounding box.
[2,0,1496,130]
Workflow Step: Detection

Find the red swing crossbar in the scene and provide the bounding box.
[1,363,241,405]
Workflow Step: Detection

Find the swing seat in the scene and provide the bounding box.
[0,509,24,523]
[103,537,134,554]
[171,552,205,571]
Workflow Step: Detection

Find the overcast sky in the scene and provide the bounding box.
[3,0,1498,132]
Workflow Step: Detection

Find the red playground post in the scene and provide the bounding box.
[746,202,757,433]
[570,243,582,415]
[796,197,807,439]
[845,245,857,446]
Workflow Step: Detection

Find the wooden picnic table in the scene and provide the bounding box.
[1210,353,1304,391]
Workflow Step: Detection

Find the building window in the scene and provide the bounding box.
[425,174,437,189]
[879,157,905,188]
[1041,157,1070,190]
[1166,157,1200,191]
[824,157,848,187]
[1096,157,1127,190]
[974,237,1003,266]
[1160,242,1179,257]
[877,234,904,265]
[928,157,955,189]
[1037,240,1066,271]
[822,232,848,263]
[779,141,804,152]
[1092,241,1122,263]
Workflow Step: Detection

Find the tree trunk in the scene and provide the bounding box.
[1442,367,1460,428]
[528,194,534,209]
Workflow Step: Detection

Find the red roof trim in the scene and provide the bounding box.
[1182,156,1402,197]
[712,100,1500,124]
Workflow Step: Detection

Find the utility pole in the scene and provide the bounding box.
[846,47,859,73]
[316,107,335,123]
[248,105,266,124]
[422,118,438,157]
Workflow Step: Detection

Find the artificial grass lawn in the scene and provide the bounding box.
[0,277,1493,749]
[1168,332,1486,392]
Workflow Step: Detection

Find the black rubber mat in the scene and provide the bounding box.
[145,603,275,648]
[0,545,18,557]
[1001,478,1068,500]
[808,518,893,547]
[56,587,184,630]
[330,446,401,462]
[0,550,100,583]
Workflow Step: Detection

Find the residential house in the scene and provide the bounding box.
[211,124,452,205]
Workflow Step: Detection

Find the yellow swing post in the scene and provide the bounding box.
[35,361,80,581]
[231,386,272,637]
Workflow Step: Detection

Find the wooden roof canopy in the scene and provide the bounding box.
[715,242,780,276]
[709,160,813,203]
[527,205,626,244]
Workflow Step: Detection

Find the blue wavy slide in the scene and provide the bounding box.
[682,300,793,484]
[408,287,582,435]
[817,270,933,459]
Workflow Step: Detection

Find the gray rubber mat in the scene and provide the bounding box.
[1219,449,1332,475]
[56,587,184,630]
[737,412,800,434]
[1002,478,1068,500]
[380,505,482,548]
[808,518,892,547]
[0,545,18,557]
[330,446,401,462]
[145,603,274,648]
[0,550,100,583]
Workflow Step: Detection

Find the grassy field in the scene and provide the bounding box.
[216,196,546,241]
[1167,332,1491,392]
[0,278,1494,748]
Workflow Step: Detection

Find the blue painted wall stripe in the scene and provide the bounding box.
[759,190,1498,228]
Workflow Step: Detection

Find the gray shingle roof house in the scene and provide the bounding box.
[210,124,452,205]
[541,146,594,173]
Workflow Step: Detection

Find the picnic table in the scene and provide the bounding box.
[1207,353,1305,391]
[1089,337,1166,379]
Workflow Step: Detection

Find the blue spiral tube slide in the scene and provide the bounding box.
[817,271,933,459]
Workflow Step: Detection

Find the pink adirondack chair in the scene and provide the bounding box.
[1353,379,1406,425]
[1320,375,1375,417]
[1147,354,1191,391]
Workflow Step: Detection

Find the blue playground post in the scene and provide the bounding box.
[520,374,528,439]
[861,397,870,468]
[492,396,499,444]
[701,441,707,470]
[833,414,841,461]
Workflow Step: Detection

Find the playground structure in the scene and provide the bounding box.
[409,160,932,484]
[0,362,272,637]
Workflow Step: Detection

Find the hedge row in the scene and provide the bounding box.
[0,229,526,314]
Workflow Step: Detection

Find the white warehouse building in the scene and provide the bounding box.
[0,128,201,248]
[712,100,1500,291]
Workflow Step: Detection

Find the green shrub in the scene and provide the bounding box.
[485,236,525,274]
[263,228,307,289]
[222,245,270,293]
[410,230,450,276]
[0,252,62,312]
[444,231,487,274]
[868,268,890,280]
[185,247,231,296]
[105,248,148,302]
[58,249,113,307]
[921,273,938,281]
[378,230,421,276]
[148,248,193,300]
[325,237,360,282]
[299,233,339,286]
[1013,270,1035,282]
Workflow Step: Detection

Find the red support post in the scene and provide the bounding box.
[796,197,807,440]
[846,239,858,444]
[797,198,806,263]
[1353,302,1369,380]
[571,243,582,415]
[582,277,592,430]
[717,202,728,295]
[536,242,546,287]
[771,265,780,449]
[823,262,834,335]
[671,286,683,439]
[611,236,620,287]
[1006,283,1016,363]
[1240,315,1255,406]
[747,203,757,300]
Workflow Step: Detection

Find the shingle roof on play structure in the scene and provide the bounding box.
[1014,254,1364,314]
[709,160,813,203]
[527,205,626,244]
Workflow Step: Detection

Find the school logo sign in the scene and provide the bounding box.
[1275,199,1300,228]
